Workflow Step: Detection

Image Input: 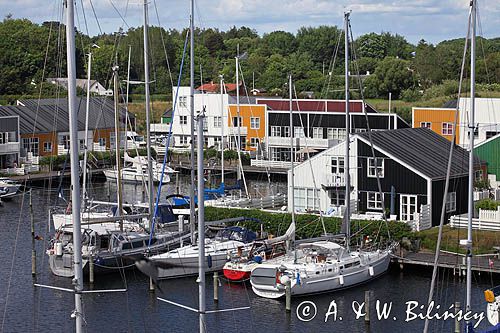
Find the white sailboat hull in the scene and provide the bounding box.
[251,250,391,298]
[103,169,170,184]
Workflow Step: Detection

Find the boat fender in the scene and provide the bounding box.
[296,272,301,286]
[369,266,374,276]
[207,254,213,268]
[254,255,262,264]
[55,242,63,256]
[279,275,290,285]
[339,275,344,285]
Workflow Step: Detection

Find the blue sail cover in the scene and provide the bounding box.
[467,323,500,333]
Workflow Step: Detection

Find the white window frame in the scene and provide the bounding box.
[420,122,431,129]
[294,126,305,138]
[180,115,188,125]
[270,126,281,137]
[367,157,384,178]
[250,137,260,148]
[179,96,187,108]
[43,141,52,152]
[330,190,345,206]
[367,191,384,210]
[445,192,456,213]
[400,194,417,221]
[179,136,188,145]
[250,117,260,129]
[283,126,290,137]
[232,116,242,127]
[442,122,453,135]
[331,156,345,174]
[213,116,222,128]
[98,137,106,147]
[312,127,323,139]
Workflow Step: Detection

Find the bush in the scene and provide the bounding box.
[401,88,421,102]
[475,198,500,211]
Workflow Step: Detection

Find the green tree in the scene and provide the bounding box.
[365,57,415,98]
[260,31,297,56]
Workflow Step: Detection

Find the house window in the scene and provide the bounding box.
[367,192,383,210]
[355,128,366,133]
[179,96,187,107]
[486,131,499,139]
[0,133,7,144]
[327,128,346,140]
[283,126,290,137]
[59,135,70,150]
[22,137,39,156]
[250,117,260,129]
[442,122,453,135]
[79,139,85,151]
[180,115,188,125]
[312,127,323,139]
[232,116,242,127]
[213,116,222,128]
[475,169,483,181]
[330,190,345,206]
[367,157,384,178]
[294,127,305,138]
[203,120,208,131]
[445,192,456,213]
[43,141,52,152]
[98,137,106,147]
[420,122,431,129]
[250,137,260,148]
[331,156,345,174]
[400,194,417,221]
[179,136,188,145]
[467,127,479,138]
[270,126,281,137]
[294,187,319,211]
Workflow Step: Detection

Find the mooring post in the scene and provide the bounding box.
[454,301,460,333]
[178,215,184,247]
[89,254,94,284]
[149,277,155,292]
[29,190,36,276]
[213,272,219,303]
[285,279,291,312]
[365,291,371,324]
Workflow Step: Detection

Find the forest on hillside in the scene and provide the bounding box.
[1,16,499,104]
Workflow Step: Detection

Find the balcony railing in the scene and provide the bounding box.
[267,136,339,148]
[0,142,20,154]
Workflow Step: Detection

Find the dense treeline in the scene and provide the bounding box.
[1,16,499,102]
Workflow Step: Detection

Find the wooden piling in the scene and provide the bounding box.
[365,291,371,324]
[285,279,291,312]
[29,190,36,276]
[149,277,155,292]
[89,255,94,284]
[213,272,219,303]
[454,302,460,333]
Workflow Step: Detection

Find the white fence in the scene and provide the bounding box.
[408,204,431,231]
[450,207,500,231]
[250,159,300,169]
[474,190,490,201]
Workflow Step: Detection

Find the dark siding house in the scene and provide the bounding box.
[356,128,483,227]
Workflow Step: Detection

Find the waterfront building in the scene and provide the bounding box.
[0,115,20,170]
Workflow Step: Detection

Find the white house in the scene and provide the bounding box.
[458,97,500,147]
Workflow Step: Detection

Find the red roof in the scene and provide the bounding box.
[196,82,239,93]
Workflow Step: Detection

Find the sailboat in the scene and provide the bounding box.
[250,11,392,299]
[0,177,21,199]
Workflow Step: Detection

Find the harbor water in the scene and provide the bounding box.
[0,176,495,332]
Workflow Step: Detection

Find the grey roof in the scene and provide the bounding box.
[357,127,481,180]
[0,97,133,135]
[443,99,458,108]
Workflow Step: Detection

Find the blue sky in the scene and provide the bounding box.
[1,0,499,44]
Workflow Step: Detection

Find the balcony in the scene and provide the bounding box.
[0,142,20,154]
[150,123,172,133]
[323,173,347,187]
[227,126,248,136]
[267,136,339,149]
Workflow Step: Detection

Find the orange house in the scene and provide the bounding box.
[227,104,266,151]
[412,107,459,144]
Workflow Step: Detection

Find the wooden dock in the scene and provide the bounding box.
[391,250,500,275]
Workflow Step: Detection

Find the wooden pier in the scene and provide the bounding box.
[391,250,500,275]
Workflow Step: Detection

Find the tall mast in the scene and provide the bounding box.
[197,109,206,333]
[344,11,351,251]
[125,45,132,151]
[143,0,154,229]
[289,74,295,247]
[235,45,241,182]
[65,0,84,330]
[82,52,92,209]
[113,67,123,231]
[220,75,225,186]
[466,0,476,314]
[189,0,196,244]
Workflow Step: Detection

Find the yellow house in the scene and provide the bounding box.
[227,104,266,151]
[412,107,459,144]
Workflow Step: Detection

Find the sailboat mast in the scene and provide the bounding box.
[466,0,476,313]
[236,45,242,183]
[82,52,92,208]
[143,0,154,229]
[113,67,124,231]
[344,11,351,250]
[289,74,295,247]
[197,110,206,333]
[189,0,196,244]
[220,75,225,185]
[65,0,84,330]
